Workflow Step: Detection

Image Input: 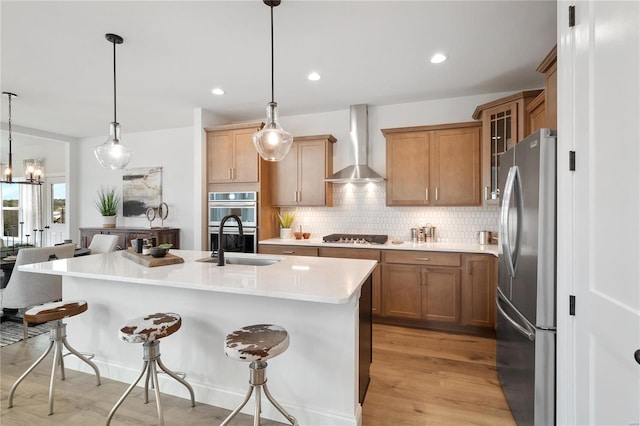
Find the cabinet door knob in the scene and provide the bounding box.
[435,187,439,201]
[484,186,489,200]
[635,349,640,365]
[414,257,430,261]
[425,188,429,202]
[282,251,295,254]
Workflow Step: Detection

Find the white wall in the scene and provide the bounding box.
[76,127,195,247]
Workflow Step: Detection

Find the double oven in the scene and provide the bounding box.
[208,191,257,254]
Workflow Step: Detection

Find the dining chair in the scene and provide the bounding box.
[87,234,119,254]
[0,244,76,336]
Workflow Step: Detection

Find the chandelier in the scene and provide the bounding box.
[1,92,43,185]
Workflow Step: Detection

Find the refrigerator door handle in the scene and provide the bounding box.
[496,288,535,341]
[500,166,522,278]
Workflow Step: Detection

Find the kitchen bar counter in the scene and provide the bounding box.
[20,250,376,425]
[260,237,499,257]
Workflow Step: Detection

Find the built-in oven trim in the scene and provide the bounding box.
[208,191,258,228]
[208,226,257,253]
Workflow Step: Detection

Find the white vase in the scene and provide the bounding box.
[102,215,117,228]
[280,228,292,239]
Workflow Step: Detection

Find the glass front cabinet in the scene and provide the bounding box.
[472,90,542,205]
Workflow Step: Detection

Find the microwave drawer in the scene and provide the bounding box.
[383,250,461,267]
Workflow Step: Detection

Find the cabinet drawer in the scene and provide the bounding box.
[259,245,318,257]
[319,247,381,262]
[383,250,461,267]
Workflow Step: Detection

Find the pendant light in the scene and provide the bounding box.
[252,0,293,162]
[94,33,132,170]
[1,92,42,185]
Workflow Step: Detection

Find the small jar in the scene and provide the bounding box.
[142,244,152,255]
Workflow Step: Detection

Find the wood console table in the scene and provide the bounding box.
[79,227,180,250]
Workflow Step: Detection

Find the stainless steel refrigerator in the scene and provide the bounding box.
[496,128,556,426]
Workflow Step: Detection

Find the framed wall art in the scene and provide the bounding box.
[122,167,162,217]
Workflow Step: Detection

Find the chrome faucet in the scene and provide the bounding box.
[215,214,244,266]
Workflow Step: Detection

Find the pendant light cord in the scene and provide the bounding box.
[7,93,13,175]
[270,3,275,103]
[112,40,117,123]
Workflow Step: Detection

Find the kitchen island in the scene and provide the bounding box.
[20,250,376,426]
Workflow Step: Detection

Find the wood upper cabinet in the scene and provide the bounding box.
[430,126,481,206]
[383,122,481,206]
[384,131,430,206]
[206,122,263,184]
[272,135,335,206]
[461,254,496,328]
[472,91,542,204]
[537,45,557,131]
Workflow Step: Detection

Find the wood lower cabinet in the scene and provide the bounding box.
[79,227,180,250]
[382,262,461,323]
[319,247,382,315]
[461,254,496,328]
[383,122,481,206]
[381,250,493,334]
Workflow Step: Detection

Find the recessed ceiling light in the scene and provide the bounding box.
[307,72,321,81]
[430,53,447,64]
[211,88,225,95]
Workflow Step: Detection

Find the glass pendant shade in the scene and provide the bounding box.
[94,122,132,170]
[253,101,293,162]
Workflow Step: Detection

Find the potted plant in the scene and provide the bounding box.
[277,210,296,239]
[95,186,120,228]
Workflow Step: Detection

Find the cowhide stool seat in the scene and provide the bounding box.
[7,300,101,415]
[106,312,195,426]
[221,324,298,426]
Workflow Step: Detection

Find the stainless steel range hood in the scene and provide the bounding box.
[325,104,385,183]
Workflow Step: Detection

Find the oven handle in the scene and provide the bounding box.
[209,201,257,207]
[209,227,256,235]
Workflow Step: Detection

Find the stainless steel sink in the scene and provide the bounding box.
[196,256,281,266]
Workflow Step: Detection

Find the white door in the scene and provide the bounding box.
[44,175,69,245]
[557,1,640,424]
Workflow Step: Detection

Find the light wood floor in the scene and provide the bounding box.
[1,324,515,425]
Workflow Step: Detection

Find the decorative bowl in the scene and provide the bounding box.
[303,232,311,239]
[293,232,303,240]
[149,247,169,258]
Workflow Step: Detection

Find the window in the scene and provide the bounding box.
[1,183,20,242]
[51,182,66,224]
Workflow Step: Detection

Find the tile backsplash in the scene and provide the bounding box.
[284,182,499,244]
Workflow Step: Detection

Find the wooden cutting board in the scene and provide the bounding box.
[121,249,184,267]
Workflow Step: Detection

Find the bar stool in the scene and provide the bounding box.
[106,312,195,426]
[8,300,101,415]
[221,324,298,426]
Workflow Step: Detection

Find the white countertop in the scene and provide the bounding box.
[259,237,499,257]
[20,250,377,304]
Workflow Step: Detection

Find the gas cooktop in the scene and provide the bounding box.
[322,234,388,245]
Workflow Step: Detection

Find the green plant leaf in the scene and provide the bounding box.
[277,210,296,228]
[95,186,121,216]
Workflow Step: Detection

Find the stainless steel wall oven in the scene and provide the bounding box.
[208,191,257,253]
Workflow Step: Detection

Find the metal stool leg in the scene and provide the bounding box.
[62,336,101,386]
[150,359,164,426]
[8,320,101,414]
[156,356,196,407]
[105,361,149,426]
[107,340,194,426]
[220,361,298,426]
[220,386,255,426]
[7,339,55,408]
[263,383,298,426]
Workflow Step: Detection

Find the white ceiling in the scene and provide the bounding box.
[0,0,556,140]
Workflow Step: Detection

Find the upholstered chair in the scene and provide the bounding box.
[87,234,119,254]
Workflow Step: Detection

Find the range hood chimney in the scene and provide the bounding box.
[325,104,385,183]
